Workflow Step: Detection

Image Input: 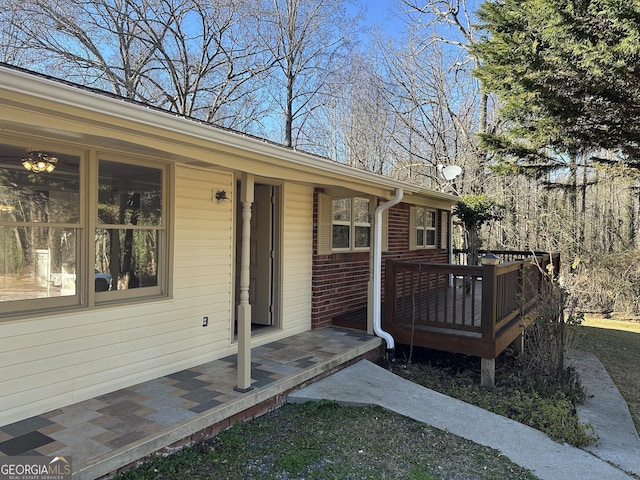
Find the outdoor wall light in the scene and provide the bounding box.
[214,189,230,203]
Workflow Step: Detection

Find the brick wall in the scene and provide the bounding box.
[312,189,450,329]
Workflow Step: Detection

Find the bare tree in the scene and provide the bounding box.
[399,0,493,193]
[306,52,399,174]
[133,0,273,130]
[0,0,270,130]
[2,0,161,97]
[339,57,397,175]
[0,0,33,64]
[257,0,360,148]
[377,32,482,191]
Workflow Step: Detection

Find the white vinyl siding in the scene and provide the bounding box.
[0,166,237,425]
[280,184,313,333]
[0,167,319,426]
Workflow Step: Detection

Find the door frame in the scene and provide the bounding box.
[233,180,282,334]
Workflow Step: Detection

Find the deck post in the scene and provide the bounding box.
[481,263,498,341]
[511,333,525,355]
[480,263,498,388]
[481,358,495,387]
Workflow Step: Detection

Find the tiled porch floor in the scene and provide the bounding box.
[0,327,382,479]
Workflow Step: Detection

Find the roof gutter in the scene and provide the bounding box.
[372,187,403,362]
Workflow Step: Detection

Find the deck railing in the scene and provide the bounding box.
[384,252,560,345]
[452,249,552,265]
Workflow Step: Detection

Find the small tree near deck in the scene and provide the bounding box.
[453,194,504,265]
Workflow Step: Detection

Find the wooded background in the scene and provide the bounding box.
[1,0,638,314]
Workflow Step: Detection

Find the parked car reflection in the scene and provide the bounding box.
[94,269,111,291]
[50,269,112,292]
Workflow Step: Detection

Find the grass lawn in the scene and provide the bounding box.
[579,315,640,433]
[115,401,535,480]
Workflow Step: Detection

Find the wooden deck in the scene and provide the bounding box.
[383,252,560,362]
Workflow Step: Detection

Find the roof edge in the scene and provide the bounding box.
[0,64,458,203]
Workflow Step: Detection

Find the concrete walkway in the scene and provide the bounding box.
[570,350,640,476]
[288,358,640,480]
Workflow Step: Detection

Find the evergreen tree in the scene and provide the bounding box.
[473,0,640,167]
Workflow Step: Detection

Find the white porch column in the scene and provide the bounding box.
[236,173,254,392]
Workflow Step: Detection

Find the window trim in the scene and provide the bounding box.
[317,193,384,255]
[331,196,371,252]
[410,206,437,250]
[0,138,85,316]
[93,153,170,304]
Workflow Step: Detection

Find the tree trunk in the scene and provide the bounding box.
[285,71,294,147]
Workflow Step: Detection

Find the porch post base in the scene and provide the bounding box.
[480,358,495,388]
[234,385,254,393]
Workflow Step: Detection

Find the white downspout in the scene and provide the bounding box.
[373,187,403,362]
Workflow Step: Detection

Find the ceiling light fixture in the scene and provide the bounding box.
[22,151,58,174]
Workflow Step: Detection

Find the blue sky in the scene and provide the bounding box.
[360,0,405,35]
[356,0,482,40]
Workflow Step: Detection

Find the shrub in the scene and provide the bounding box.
[566,249,640,315]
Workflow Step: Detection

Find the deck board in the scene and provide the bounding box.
[333,279,483,332]
[390,278,482,331]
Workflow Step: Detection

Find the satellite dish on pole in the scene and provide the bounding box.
[441,165,462,181]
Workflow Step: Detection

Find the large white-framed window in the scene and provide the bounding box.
[0,137,170,317]
[410,206,437,250]
[331,196,371,251]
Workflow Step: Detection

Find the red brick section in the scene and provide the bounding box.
[312,189,450,329]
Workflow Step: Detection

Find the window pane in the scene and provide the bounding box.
[426,210,436,228]
[354,198,370,224]
[0,226,77,302]
[355,226,371,248]
[332,198,351,222]
[96,228,159,290]
[332,225,350,249]
[416,208,425,228]
[0,145,80,223]
[416,229,424,247]
[98,161,163,226]
[426,230,436,246]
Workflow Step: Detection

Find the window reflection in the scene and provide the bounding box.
[96,160,163,292]
[0,226,77,302]
[0,144,80,303]
[98,161,162,226]
[95,228,159,290]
